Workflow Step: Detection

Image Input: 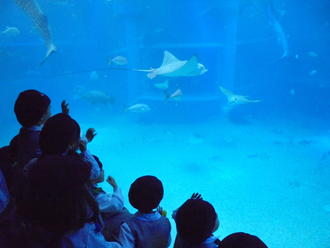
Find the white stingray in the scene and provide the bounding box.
[219,86,261,106]
[137,51,207,79]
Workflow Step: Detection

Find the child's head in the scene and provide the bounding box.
[176,199,218,245]
[14,90,51,127]
[129,175,164,213]
[39,113,81,155]
[219,232,268,248]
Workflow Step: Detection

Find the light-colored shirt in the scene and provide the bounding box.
[62,222,121,248]
[96,187,124,214]
[0,169,9,213]
[81,150,101,180]
[118,211,171,248]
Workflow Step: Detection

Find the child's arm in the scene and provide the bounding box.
[79,128,100,180]
[96,176,124,213]
[117,223,135,248]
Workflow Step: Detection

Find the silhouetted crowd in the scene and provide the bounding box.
[0,90,269,248]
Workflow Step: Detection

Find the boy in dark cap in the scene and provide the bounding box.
[117,175,171,248]
[174,194,220,248]
[9,89,51,168]
[6,90,69,196]
[219,232,268,248]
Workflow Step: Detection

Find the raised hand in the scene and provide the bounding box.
[86,128,97,143]
[191,193,203,200]
[106,176,118,190]
[61,100,70,115]
[157,206,167,217]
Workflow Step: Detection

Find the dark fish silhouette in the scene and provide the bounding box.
[15,0,56,65]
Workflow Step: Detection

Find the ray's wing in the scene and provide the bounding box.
[175,55,200,75]
[161,50,182,67]
[219,86,235,98]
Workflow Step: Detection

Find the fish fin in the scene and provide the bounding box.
[161,50,181,67]
[182,55,199,71]
[40,43,56,66]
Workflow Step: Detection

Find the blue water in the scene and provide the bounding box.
[1,0,330,247]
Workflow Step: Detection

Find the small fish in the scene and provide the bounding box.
[126,103,151,113]
[154,80,169,90]
[309,70,317,76]
[89,71,99,81]
[166,89,182,101]
[219,86,261,105]
[136,51,207,79]
[109,56,128,66]
[308,51,318,58]
[1,26,20,37]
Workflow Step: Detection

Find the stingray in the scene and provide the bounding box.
[15,0,56,65]
[219,86,261,105]
[137,51,207,79]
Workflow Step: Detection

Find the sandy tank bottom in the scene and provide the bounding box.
[76,116,329,248]
[1,115,330,247]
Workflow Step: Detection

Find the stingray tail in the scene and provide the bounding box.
[133,68,157,79]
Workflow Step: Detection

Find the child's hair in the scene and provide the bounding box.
[26,155,96,234]
[128,175,164,213]
[175,199,217,244]
[14,90,51,127]
[219,232,268,248]
[39,113,81,155]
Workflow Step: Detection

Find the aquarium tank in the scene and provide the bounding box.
[0,0,330,247]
